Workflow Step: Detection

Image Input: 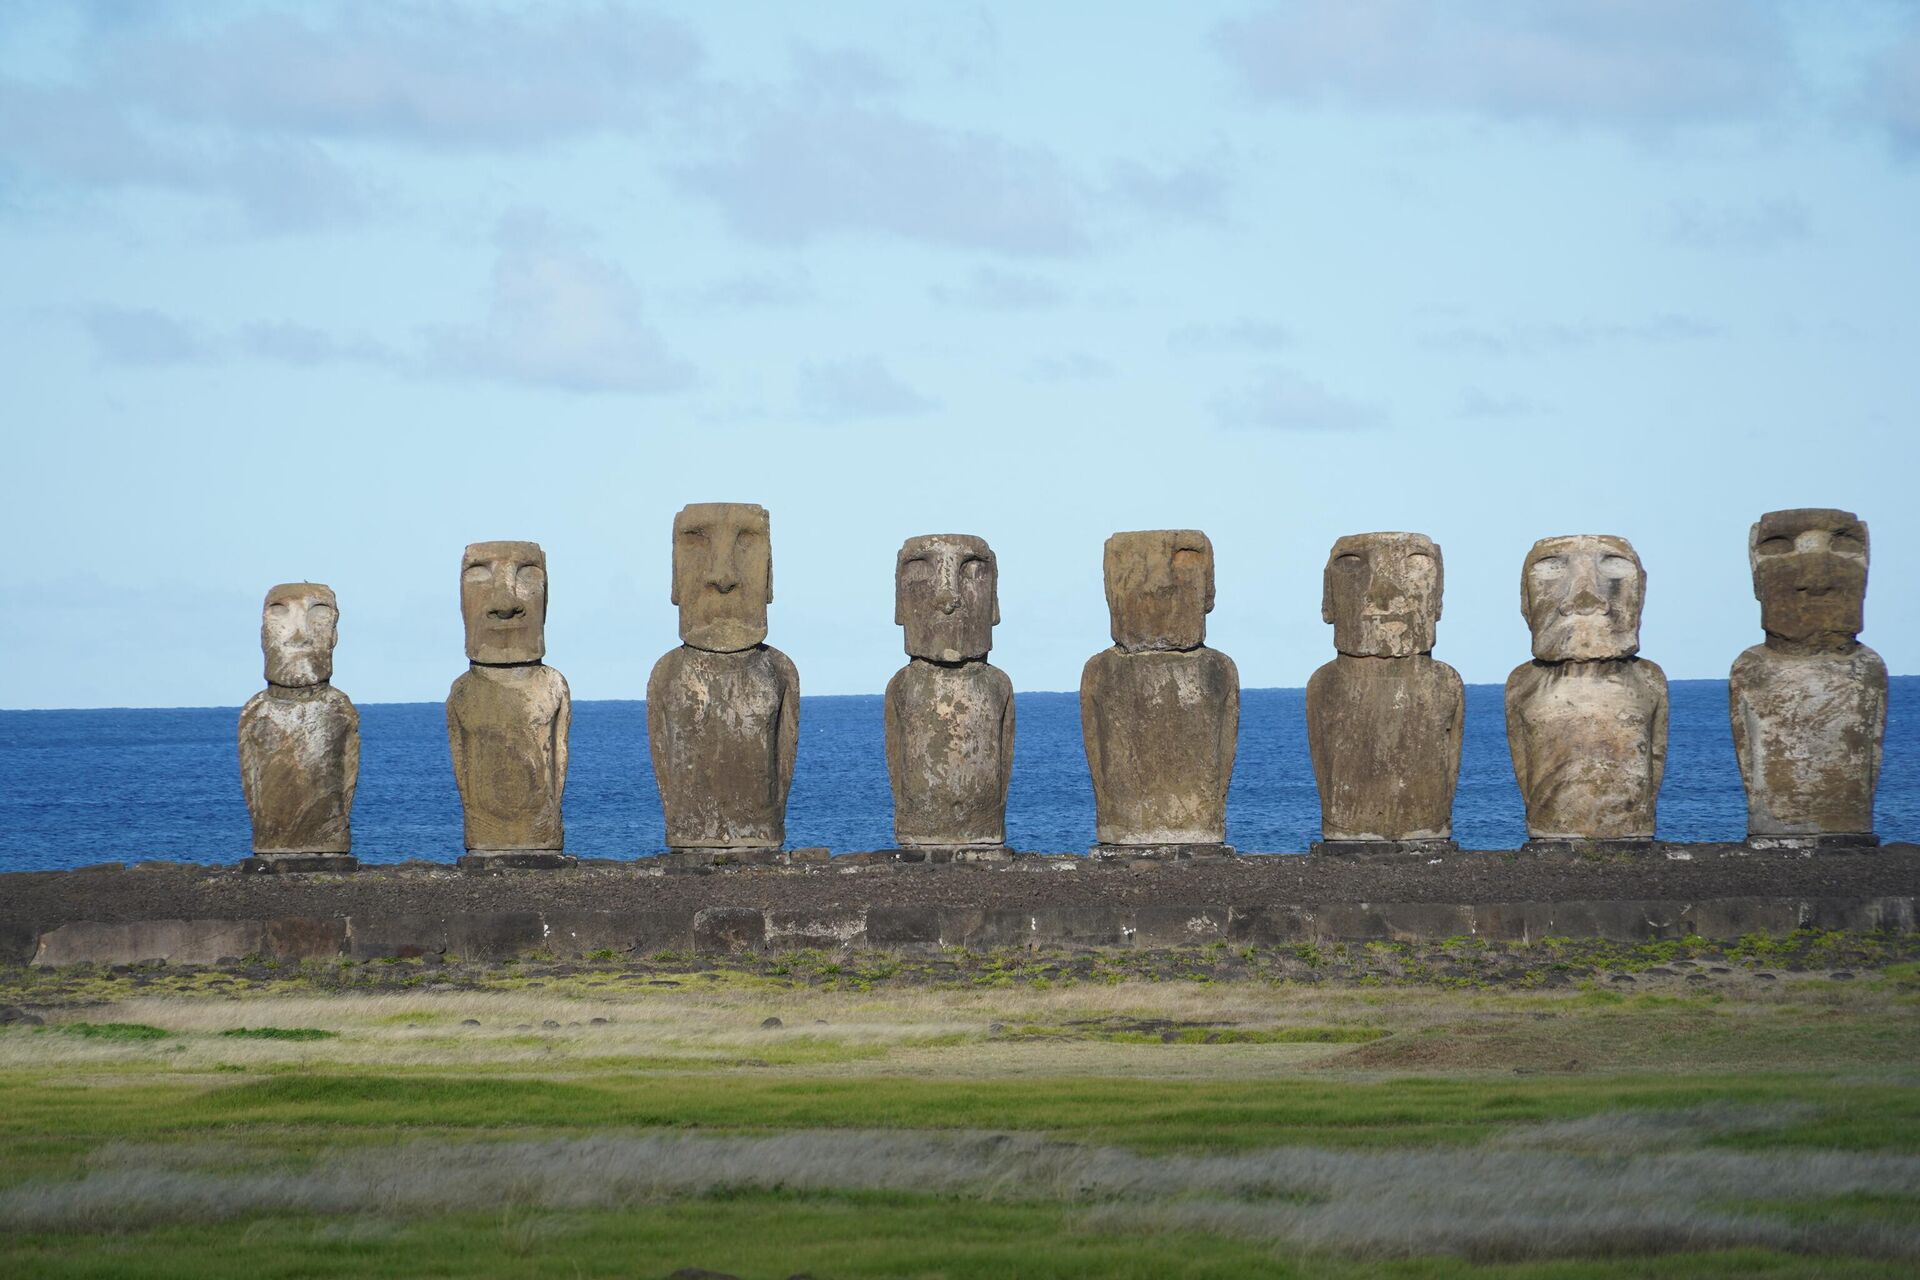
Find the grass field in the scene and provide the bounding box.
[2,941,1917,1278]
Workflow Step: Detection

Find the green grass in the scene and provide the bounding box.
[52,1022,171,1041]
[217,1027,337,1041]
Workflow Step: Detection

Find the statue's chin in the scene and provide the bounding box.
[683,619,767,652]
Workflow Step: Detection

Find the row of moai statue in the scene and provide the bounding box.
[236,506,1886,870]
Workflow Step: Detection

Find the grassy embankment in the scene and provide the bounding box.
[1,934,1917,1278]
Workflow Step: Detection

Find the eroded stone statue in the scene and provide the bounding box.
[238,583,359,871]
[1080,530,1238,854]
[1730,509,1885,848]
[884,534,1013,853]
[446,541,572,868]
[1306,533,1463,854]
[648,503,799,857]
[1505,535,1668,849]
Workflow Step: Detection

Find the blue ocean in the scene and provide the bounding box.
[1,679,1914,871]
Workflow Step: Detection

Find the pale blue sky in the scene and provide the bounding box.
[4,0,1917,709]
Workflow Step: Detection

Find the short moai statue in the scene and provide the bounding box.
[884,534,1014,857]
[1731,509,1885,849]
[1306,533,1463,855]
[647,503,799,860]
[1080,530,1239,856]
[446,541,573,869]
[238,583,359,872]
[1505,535,1668,851]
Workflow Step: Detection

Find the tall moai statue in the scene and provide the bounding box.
[1306,533,1463,855]
[238,583,359,872]
[1505,535,1668,850]
[1730,509,1885,849]
[446,541,573,869]
[1080,530,1239,855]
[884,534,1014,855]
[648,503,799,859]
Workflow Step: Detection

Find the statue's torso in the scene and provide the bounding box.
[1730,643,1886,835]
[1506,658,1666,840]
[1306,654,1462,841]
[446,664,569,851]
[885,659,1013,847]
[1080,646,1239,845]
[648,645,798,849]
[239,686,359,853]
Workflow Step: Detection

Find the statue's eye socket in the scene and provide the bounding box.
[679,529,707,543]
[961,558,988,579]
[1831,531,1865,555]
[267,603,289,616]
[515,565,545,589]
[902,559,933,582]
[463,565,491,583]
[1334,554,1363,568]
[307,605,335,624]
[1530,556,1566,577]
[1757,536,1794,556]
[1599,555,1636,579]
[1172,548,1206,571]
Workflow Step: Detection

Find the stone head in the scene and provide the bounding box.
[896,534,997,663]
[261,582,338,687]
[461,541,547,664]
[1521,534,1645,661]
[1750,508,1868,643]
[672,502,771,652]
[1104,530,1213,652]
[1322,532,1443,658]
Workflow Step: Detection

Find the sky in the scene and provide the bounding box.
[3,0,1918,710]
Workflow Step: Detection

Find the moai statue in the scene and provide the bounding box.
[647,503,799,860]
[446,541,573,869]
[884,534,1014,856]
[1505,535,1668,851]
[1306,533,1463,855]
[1730,509,1885,849]
[1080,530,1239,855]
[238,583,359,872]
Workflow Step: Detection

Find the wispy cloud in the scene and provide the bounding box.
[692,268,816,309]
[420,214,693,395]
[930,266,1063,310]
[1863,21,1920,156]
[1662,199,1809,251]
[1215,0,1793,132]
[1104,159,1229,224]
[1023,351,1114,382]
[240,321,396,368]
[797,357,934,419]
[1422,313,1722,356]
[1458,387,1540,419]
[1213,366,1383,431]
[1170,318,1292,353]
[81,306,202,364]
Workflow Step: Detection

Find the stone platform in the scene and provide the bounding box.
[3,844,1914,967]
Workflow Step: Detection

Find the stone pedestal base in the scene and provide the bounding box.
[1747,833,1880,852]
[896,845,1015,865]
[239,852,358,875]
[1311,839,1458,859]
[1091,843,1235,861]
[457,851,577,872]
[1521,838,1659,856]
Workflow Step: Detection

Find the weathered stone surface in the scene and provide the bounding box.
[649,645,799,851]
[1506,535,1668,841]
[457,851,577,872]
[239,583,358,856]
[263,916,346,959]
[885,534,1013,849]
[693,906,766,954]
[672,502,771,652]
[1308,533,1462,846]
[33,918,267,967]
[346,914,448,961]
[460,541,548,665]
[447,663,570,851]
[766,907,866,950]
[1082,531,1238,848]
[1731,508,1886,843]
[240,853,357,874]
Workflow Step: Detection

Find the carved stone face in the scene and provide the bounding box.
[896,534,997,663]
[673,503,771,652]
[461,541,547,664]
[1522,534,1645,662]
[261,583,338,687]
[1104,530,1214,652]
[1750,508,1868,643]
[1323,532,1442,658]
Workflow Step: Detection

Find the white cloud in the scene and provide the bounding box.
[1105,159,1228,224]
[930,266,1063,310]
[81,305,202,364]
[1213,366,1383,431]
[797,357,934,419]
[240,321,395,367]
[421,216,693,395]
[1215,0,1792,131]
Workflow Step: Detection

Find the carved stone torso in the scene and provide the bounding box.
[1080,647,1238,846]
[238,685,359,853]
[1730,644,1886,837]
[1306,654,1462,842]
[446,663,570,851]
[885,659,1013,847]
[1505,658,1667,841]
[648,644,799,850]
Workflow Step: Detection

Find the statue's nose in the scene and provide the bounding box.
[1563,588,1607,615]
